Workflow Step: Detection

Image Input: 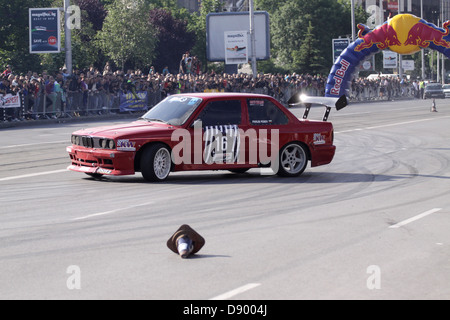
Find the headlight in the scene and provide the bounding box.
[75,136,80,145]
[100,139,107,149]
[108,139,115,149]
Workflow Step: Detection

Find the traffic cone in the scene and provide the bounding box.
[167,224,205,259]
[431,99,438,112]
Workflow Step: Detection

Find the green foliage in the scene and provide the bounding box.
[96,0,157,70]
[292,21,326,74]
[187,0,224,72]
[0,0,53,73]
[1,0,371,76]
[256,0,369,74]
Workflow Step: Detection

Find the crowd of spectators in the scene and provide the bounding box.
[1,58,327,122]
[350,75,420,101]
[1,53,421,123]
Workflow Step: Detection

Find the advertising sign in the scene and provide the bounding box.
[383,51,398,69]
[0,94,21,109]
[332,38,350,64]
[402,59,415,71]
[119,91,149,112]
[29,8,61,54]
[206,11,270,62]
[224,31,248,65]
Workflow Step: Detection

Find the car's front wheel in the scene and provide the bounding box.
[85,173,103,179]
[140,143,172,182]
[276,142,308,177]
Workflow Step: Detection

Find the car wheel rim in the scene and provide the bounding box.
[154,148,171,179]
[280,144,306,174]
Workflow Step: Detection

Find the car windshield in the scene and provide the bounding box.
[443,85,450,89]
[426,84,442,89]
[140,96,202,126]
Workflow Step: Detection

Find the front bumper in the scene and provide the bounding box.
[66,146,135,176]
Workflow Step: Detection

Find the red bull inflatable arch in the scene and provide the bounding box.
[326,13,450,98]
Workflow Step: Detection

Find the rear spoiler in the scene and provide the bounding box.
[287,94,348,121]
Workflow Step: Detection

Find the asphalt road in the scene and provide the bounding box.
[1,98,450,300]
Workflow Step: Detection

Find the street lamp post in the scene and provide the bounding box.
[64,0,72,74]
[421,0,426,80]
[249,0,257,78]
[351,0,355,41]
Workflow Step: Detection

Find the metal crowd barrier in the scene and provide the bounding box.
[348,84,416,102]
[1,84,417,122]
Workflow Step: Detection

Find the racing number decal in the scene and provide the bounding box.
[204,125,240,164]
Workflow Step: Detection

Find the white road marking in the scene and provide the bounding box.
[209,283,261,300]
[0,169,68,182]
[72,201,154,221]
[389,208,442,229]
[335,115,450,134]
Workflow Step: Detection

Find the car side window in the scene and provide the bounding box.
[247,99,289,125]
[196,100,242,126]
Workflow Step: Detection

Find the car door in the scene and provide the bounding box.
[246,97,290,167]
[186,98,248,170]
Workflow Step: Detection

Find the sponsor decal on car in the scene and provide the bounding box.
[313,133,326,145]
[204,125,240,164]
[117,139,136,151]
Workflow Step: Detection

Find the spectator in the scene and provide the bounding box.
[1,65,12,78]
[2,61,419,123]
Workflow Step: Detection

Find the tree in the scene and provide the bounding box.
[256,0,368,73]
[0,0,53,73]
[292,21,326,74]
[75,0,107,31]
[187,0,224,71]
[149,7,195,73]
[96,0,157,71]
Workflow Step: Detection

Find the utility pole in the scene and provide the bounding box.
[398,0,403,79]
[441,0,445,84]
[421,0,425,80]
[64,0,73,74]
[351,0,355,41]
[249,0,257,78]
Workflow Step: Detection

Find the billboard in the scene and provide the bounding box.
[383,51,398,69]
[225,31,248,64]
[332,38,350,63]
[29,8,61,54]
[206,11,270,62]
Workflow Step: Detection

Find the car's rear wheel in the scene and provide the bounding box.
[276,142,308,177]
[141,143,172,182]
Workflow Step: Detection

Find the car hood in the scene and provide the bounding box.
[73,120,176,139]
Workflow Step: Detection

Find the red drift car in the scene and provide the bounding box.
[67,93,347,182]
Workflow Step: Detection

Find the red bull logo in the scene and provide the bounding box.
[354,14,450,55]
[404,20,450,49]
[326,14,450,98]
[330,59,350,96]
[355,23,401,52]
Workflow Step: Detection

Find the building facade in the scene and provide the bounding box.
[357,0,450,28]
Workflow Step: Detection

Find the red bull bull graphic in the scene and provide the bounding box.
[404,20,450,49]
[354,22,402,52]
[326,14,450,98]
